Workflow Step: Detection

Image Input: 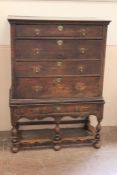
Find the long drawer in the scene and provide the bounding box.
[16,60,101,77]
[16,24,103,37]
[15,77,100,99]
[16,39,102,60]
[13,103,98,118]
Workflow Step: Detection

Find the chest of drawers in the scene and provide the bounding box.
[8,16,110,152]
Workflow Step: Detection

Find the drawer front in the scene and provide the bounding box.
[16,24,103,37]
[13,104,98,117]
[15,77,100,99]
[16,40,102,60]
[16,60,101,77]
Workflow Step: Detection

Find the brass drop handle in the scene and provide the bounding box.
[79,47,87,54]
[57,25,64,31]
[80,29,86,36]
[34,28,40,36]
[78,65,85,72]
[33,65,41,73]
[33,85,43,92]
[57,40,63,46]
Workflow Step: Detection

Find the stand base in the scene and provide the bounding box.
[11,127,98,152]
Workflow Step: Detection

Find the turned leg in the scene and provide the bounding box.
[93,118,102,149]
[53,118,62,151]
[11,124,20,153]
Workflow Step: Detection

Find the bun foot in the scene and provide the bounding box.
[54,145,61,151]
[93,142,101,149]
[11,145,20,153]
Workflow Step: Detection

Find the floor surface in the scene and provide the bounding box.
[0,126,117,175]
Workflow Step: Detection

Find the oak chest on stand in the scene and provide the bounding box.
[8,16,110,152]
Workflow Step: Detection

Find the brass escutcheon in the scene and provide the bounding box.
[57,40,63,46]
[32,48,40,55]
[57,25,64,31]
[56,77,62,83]
[33,85,43,92]
[55,106,61,111]
[75,105,79,112]
[75,82,86,91]
[79,47,87,54]
[80,29,86,36]
[57,61,62,67]
[78,65,85,72]
[33,65,41,73]
[34,28,40,35]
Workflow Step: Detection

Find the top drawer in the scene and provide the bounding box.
[16,24,103,37]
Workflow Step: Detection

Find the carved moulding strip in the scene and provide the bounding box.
[12,110,99,122]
